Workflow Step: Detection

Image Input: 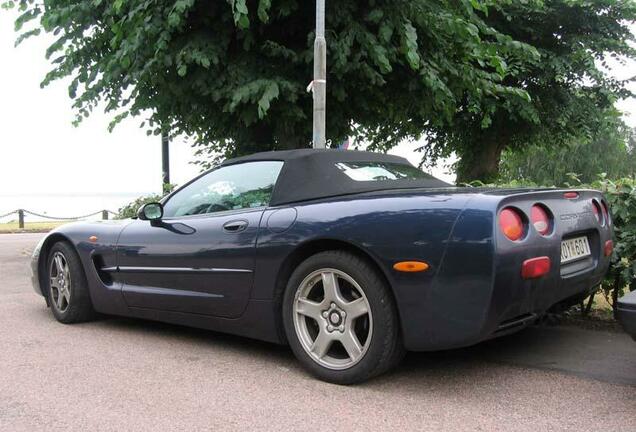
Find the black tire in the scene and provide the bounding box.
[46,241,96,323]
[282,251,403,384]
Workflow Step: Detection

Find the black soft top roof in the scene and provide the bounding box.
[222,149,451,206]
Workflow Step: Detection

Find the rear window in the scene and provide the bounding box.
[335,162,435,182]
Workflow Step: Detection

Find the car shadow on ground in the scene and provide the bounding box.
[396,324,636,387]
[43,307,636,388]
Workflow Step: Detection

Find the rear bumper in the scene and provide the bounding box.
[617,290,636,341]
[399,257,608,352]
[396,190,613,352]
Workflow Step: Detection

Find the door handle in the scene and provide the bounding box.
[223,220,249,233]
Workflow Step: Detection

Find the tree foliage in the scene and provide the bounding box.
[429,0,636,182]
[3,1,537,154]
[499,115,636,185]
[4,0,635,176]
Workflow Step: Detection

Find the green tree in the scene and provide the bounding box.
[427,0,636,182]
[3,0,538,157]
[499,115,636,185]
[4,1,635,177]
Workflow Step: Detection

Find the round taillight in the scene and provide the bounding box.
[592,200,603,225]
[601,200,611,226]
[500,208,525,241]
[531,204,551,236]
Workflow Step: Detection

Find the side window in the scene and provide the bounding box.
[163,161,284,218]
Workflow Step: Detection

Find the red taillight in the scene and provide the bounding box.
[564,192,579,199]
[604,240,614,257]
[531,205,551,236]
[601,201,611,226]
[522,256,551,279]
[499,208,525,241]
[592,200,603,225]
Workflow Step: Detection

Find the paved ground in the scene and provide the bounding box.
[0,233,634,432]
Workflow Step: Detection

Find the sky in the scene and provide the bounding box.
[0,13,634,199]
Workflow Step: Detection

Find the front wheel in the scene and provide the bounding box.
[282,251,404,384]
[46,242,96,323]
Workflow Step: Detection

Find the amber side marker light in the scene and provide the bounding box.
[89,236,98,243]
[393,261,430,273]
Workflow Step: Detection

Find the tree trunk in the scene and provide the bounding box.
[232,123,275,157]
[455,135,507,184]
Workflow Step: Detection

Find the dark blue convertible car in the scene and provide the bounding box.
[31,149,614,383]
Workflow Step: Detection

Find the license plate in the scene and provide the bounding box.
[561,236,591,264]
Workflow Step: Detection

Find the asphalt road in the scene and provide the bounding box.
[1,233,634,432]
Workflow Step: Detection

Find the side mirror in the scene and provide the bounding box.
[137,202,164,221]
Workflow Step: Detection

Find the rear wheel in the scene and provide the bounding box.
[282,251,404,384]
[47,242,96,323]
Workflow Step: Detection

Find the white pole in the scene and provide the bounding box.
[312,0,327,149]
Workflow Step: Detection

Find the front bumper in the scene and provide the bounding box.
[617,290,636,341]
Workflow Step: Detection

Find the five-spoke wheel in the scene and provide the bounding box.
[49,251,72,313]
[46,241,96,323]
[293,268,373,370]
[283,251,404,384]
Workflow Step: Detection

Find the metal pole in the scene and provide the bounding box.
[102,210,109,221]
[312,0,327,149]
[18,209,24,229]
[161,130,170,191]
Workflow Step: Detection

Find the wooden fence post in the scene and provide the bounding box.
[102,210,109,221]
[18,209,24,229]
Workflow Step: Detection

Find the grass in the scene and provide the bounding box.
[0,221,69,233]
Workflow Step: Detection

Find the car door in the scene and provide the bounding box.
[115,161,284,318]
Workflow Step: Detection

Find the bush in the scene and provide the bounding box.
[116,184,175,219]
[116,194,164,219]
[588,177,636,307]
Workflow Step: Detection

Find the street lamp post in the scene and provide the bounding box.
[312,0,327,149]
[161,130,170,192]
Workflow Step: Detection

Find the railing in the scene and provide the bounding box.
[0,209,118,229]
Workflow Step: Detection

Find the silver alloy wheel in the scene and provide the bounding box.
[49,252,71,313]
[292,268,373,370]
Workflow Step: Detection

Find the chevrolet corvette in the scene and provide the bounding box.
[31,149,614,383]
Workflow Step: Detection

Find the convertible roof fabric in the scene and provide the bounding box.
[222,149,451,206]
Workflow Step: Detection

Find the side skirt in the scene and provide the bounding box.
[123,299,285,345]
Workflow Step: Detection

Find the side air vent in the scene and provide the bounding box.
[92,255,114,285]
